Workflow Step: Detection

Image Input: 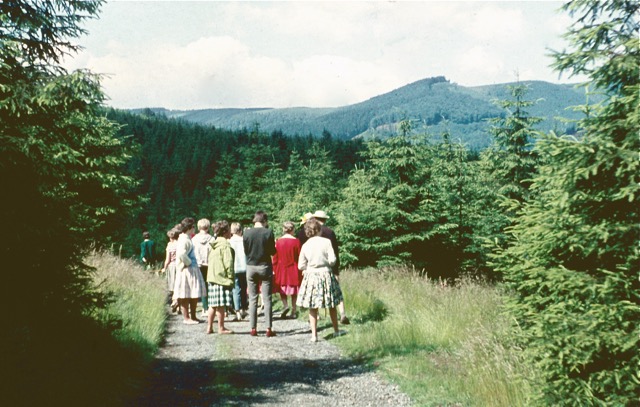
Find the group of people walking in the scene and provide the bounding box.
[157,210,349,342]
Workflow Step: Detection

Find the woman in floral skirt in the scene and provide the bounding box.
[296,218,343,342]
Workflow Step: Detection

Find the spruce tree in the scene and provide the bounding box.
[478,83,542,264]
[1,1,138,403]
[334,122,437,268]
[494,1,639,404]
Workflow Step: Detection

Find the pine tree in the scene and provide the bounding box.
[483,82,542,202]
[494,1,639,404]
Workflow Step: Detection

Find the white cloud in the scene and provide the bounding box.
[460,5,527,42]
[455,45,506,80]
[62,0,578,109]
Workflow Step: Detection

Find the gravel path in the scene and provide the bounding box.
[133,306,413,406]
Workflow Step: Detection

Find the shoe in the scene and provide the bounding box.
[266,328,276,337]
[250,328,258,337]
[340,315,350,325]
[241,309,248,319]
[280,307,290,319]
[233,311,242,322]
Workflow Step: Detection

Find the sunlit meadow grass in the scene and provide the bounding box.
[87,250,168,360]
[336,266,538,406]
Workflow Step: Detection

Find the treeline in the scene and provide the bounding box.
[107,108,366,257]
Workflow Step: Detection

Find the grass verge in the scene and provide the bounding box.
[85,250,168,403]
[334,266,539,406]
[87,250,167,359]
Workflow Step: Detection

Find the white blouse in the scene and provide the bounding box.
[298,236,336,273]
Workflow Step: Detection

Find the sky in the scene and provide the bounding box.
[63,0,581,110]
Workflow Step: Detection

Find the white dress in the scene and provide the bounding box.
[172,233,207,300]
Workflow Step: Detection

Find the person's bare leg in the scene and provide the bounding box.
[189,298,199,321]
[279,293,290,318]
[291,294,298,316]
[309,308,318,341]
[335,275,350,324]
[179,299,190,321]
[217,307,232,333]
[280,293,289,309]
[329,307,339,333]
[206,307,214,333]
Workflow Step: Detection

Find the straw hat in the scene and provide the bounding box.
[311,210,329,220]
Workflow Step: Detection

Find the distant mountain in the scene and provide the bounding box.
[138,76,593,149]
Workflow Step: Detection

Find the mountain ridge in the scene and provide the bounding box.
[136,76,591,149]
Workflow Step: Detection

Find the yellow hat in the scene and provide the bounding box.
[300,212,313,225]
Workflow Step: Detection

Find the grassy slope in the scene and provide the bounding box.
[334,267,539,406]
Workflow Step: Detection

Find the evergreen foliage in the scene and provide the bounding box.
[475,84,543,278]
[1,1,140,404]
[334,126,436,268]
[334,123,489,277]
[494,0,639,404]
[107,109,364,255]
[2,0,634,404]
[483,83,541,203]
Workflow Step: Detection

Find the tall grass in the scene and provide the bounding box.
[337,266,539,406]
[87,250,167,360]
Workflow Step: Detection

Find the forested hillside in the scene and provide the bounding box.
[141,77,596,149]
[108,108,366,256]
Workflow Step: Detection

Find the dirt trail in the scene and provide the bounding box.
[132,307,413,406]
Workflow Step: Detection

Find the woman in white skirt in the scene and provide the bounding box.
[162,226,180,312]
[296,218,344,342]
[173,217,207,324]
